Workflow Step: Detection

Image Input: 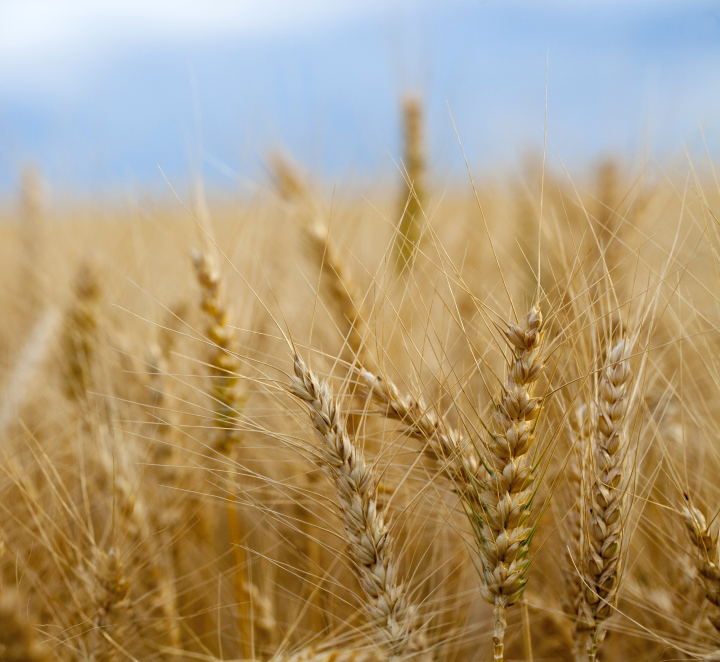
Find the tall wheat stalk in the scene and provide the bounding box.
[578,334,635,660]
[473,304,547,662]
[395,95,427,273]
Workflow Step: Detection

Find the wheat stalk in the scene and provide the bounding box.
[290,354,424,658]
[561,402,589,661]
[475,303,547,662]
[359,369,482,484]
[192,250,246,453]
[395,95,426,273]
[61,260,102,400]
[578,334,634,660]
[681,499,720,632]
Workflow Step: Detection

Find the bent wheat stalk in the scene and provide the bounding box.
[290,354,423,658]
[359,369,481,484]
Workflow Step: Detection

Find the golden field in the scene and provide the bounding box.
[2,148,720,662]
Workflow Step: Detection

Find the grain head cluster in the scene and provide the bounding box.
[2,135,720,662]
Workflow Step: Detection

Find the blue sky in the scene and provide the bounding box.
[1,0,719,196]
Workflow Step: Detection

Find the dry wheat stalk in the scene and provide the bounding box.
[192,250,246,454]
[0,591,48,662]
[475,303,546,662]
[578,335,634,660]
[271,154,370,366]
[61,260,102,400]
[395,95,426,272]
[561,402,589,661]
[681,499,720,632]
[306,222,369,366]
[290,354,424,658]
[359,369,482,484]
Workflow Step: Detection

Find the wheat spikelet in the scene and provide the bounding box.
[395,95,426,273]
[290,354,424,658]
[0,591,48,662]
[359,369,481,484]
[475,303,546,662]
[192,250,245,454]
[578,334,634,660]
[681,499,720,632]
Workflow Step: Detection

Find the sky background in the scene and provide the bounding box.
[1,0,719,197]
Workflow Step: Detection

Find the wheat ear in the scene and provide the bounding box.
[61,260,102,400]
[192,250,246,453]
[395,95,426,272]
[681,499,720,632]
[290,354,423,658]
[477,304,546,662]
[359,369,482,484]
[578,335,634,660]
[561,403,589,660]
[306,223,369,366]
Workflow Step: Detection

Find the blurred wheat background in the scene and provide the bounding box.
[2,2,720,661]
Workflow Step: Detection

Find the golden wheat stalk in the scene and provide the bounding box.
[476,304,546,662]
[578,334,634,660]
[395,95,426,273]
[561,402,590,660]
[681,499,720,632]
[61,260,102,400]
[192,250,246,453]
[290,354,424,658]
[359,369,481,484]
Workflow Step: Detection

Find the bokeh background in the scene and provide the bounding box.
[1,0,719,198]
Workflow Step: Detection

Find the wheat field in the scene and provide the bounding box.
[2,136,720,662]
